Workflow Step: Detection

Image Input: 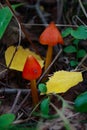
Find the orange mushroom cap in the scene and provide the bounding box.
[39,22,64,46]
[22,55,42,80]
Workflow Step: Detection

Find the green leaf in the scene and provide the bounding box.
[38,83,47,93]
[0,113,15,128]
[71,26,87,40]
[64,45,77,53]
[62,28,72,37]
[0,4,22,39]
[73,39,80,48]
[70,60,78,67]
[40,97,50,115]
[74,91,87,113]
[77,49,86,58]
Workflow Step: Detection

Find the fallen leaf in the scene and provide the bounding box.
[46,70,83,94]
[5,46,44,71]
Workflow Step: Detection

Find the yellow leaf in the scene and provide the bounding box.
[5,46,44,71]
[46,70,83,94]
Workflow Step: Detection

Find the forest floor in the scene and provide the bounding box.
[0,0,87,130]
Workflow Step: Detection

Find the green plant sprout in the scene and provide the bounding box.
[38,83,47,94]
[64,39,86,67]
[62,26,87,67]
[33,94,73,130]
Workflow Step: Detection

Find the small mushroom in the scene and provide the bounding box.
[22,55,42,105]
[39,22,64,70]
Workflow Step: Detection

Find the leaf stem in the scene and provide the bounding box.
[50,103,75,130]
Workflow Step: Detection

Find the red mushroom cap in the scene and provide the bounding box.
[22,55,42,80]
[39,22,64,46]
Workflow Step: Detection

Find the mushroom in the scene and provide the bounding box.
[39,22,64,71]
[22,55,42,105]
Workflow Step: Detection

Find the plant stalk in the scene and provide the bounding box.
[44,46,53,71]
[30,80,39,106]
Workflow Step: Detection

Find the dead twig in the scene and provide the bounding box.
[14,92,30,114]
[6,0,40,55]
[0,87,31,94]
[78,0,87,18]
[9,91,21,113]
[75,54,87,71]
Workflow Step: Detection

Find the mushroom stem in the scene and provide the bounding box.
[30,80,39,105]
[44,46,53,71]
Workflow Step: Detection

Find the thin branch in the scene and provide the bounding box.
[75,15,87,26]
[78,0,87,18]
[50,103,76,130]
[7,47,18,68]
[0,80,31,94]
[72,15,87,26]
[22,23,78,27]
[0,87,31,94]
[14,92,30,114]
[75,54,87,71]
[56,0,63,23]
[36,1,48,26]
[5,1,21,68]
[0,69,7,76]
[6,0,40,55]
[9,91,21,113]
[14,101,41,124]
